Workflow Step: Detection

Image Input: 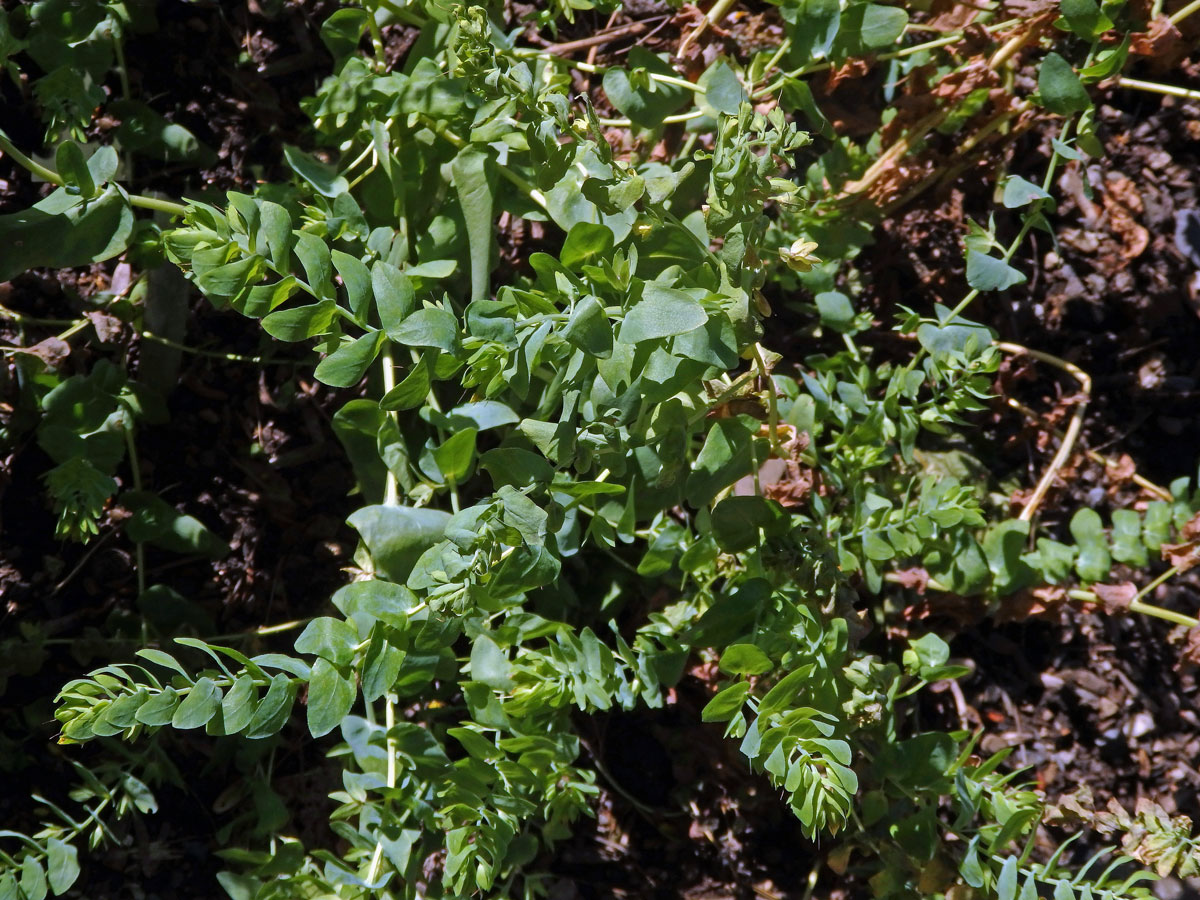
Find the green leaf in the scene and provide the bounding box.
[815,291,856,332]
[172,676,222,729]
[445,400,519,432]
[293,231,334,299]
[380,356,431,410]
[244,674,296,739]
[1038,52,1092,115]
[711,496,783,552]
[758,666,811,718]
[55,141,95,197]
[687,417,757,508]
[450,145,494,304]
[314,331,386,388]
[320,7,368,61]
[470,635,513,689]
[122,490,230,559]
[861,530,894,561]
[1033,538,1075,583]
[258,201,296,269]
[307,658,356,738]
[965,249,1026,292]
[220,675,258,735]
[134,687,180,726]
[432,428,477,483]
[1058,0,1113,38]
[1143,501,1172,551]
[480,447,554,489]
[0,185,134,282]
[331,249,372,320]
[1070,507,1111,582]
[135,648,191,680]
[45,838,79,895]
[602,47,691,129]
[719,643,774,676]
[983,518,1034,593]
[620,284,707,343]
[700,61,747,115]
[372,261,415,339]
[283,144,349,197]
[561,222,614,271]
[110,100,215,165]
[21,857,46,900]
[394,307,458,351]
[564,295,613,358]
[295,616,359,666]
[997,857,1019,900]
[361,630,405,702]
[1111,508,1147,566]
[857,3,909,47]
[903,633,950,673]
[1002,175,1052,209]
[782,0,840,62]
[261,300,338,342]
[608,175,645,211]
[347,505,452,582]
[701,681,752,722]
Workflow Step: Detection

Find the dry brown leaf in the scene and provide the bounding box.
[903,594,981,628]
[824,57,872,93]
[19,336,71,367]
[87,310,124,343]
[1105,453,1137,485]
[994,584,1068,623]
[1129,16,1189,71]
[1161,540,1200,571]
[1179,510,1200,541]
[892,567,930,594]
[931,59,1000,105]
[1178,626,1200,670]
[927,0,981,31]
[1103,173,1150,261]
[1092,582,1137,613]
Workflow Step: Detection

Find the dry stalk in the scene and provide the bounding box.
[994,342,1091,521]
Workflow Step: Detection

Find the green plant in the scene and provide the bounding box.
[3,1,1199,898]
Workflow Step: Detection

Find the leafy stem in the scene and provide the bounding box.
[0,130,189,217]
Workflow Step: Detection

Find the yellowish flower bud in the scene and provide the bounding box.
[779,238,820,272]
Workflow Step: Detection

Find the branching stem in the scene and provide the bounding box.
[994,342,1091,522]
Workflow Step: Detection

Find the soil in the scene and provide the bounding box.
[4,2,1200,898]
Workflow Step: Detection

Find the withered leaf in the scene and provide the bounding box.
[18,336,71,367]
[1092,582,1137,613]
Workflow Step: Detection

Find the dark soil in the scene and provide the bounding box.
[5,2,1200,898]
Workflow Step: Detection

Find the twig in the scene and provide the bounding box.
[1169,0,1200,25]
[1003,396,1172,501]
[993,342,1091,522]
[677,0,738,58]
[540,18,666,56]
[1118,76,1200,103]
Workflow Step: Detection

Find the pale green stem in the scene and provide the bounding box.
[129,194,189,217]
[365,695,398,885]
[123,425,147,618]
[753,19,1020,99]
[0,304,76,327]
[1118,76,1200,102]
[381,349,399,507]
[0,131,189,217]
[139,331,276,364]
[0,132,62,184]
[1169,0,1200,24]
